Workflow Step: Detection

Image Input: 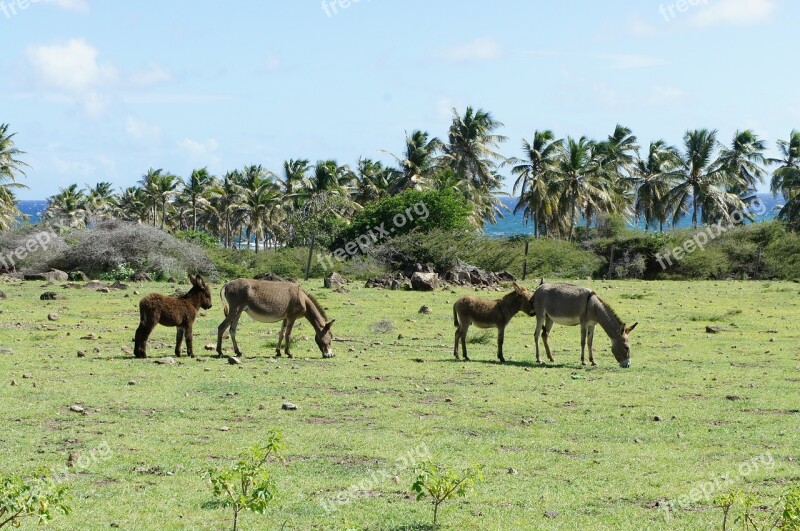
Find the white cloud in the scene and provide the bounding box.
[439,37,503,63]
[129,65,172,87]
[49,0,90,12]
[527,50,669,70]
[178,138,219,157]
[690,0,776,27]
[126,117,162,141]
[646,85,687,107]
[26,38,116,93]
[53,156,95,177]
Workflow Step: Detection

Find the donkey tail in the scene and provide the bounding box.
[453,304,459,327]
[220,284,229,317]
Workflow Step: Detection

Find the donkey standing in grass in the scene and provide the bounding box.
[529,281,637,368]
[134,274,213,358]
[216,279,336,359]
[452,282,535,363]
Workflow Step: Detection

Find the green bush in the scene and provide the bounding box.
[335,189,472,248]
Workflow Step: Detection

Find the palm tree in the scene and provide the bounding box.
[668,129,744,228]
[277,159,311,210]
[0,123,29,229]
[547,136,614,240]
[354,158,399,204]
[633,140,682,231]
[242,179,282,253]
[210,171,244,248]
[85,182,117,221]
[717,129,767,199]
[770,130,800,230]
[387,130,443,193]
[117,186,149,223]
[508,130,562,237]
[182,167,214,231]
[442,107,508,227]
[45,184,88,228]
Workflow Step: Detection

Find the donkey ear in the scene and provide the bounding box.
[188,273,197,286]
[195,274,206,287]
[625,322,638,334]
[513,282,523,294]
[539,278,544,286]
[320,319,336,335]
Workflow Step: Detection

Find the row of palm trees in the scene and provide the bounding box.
[5,113,800,247]
[510,127,800,238]
[43,107,509,249]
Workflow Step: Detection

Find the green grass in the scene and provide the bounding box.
[0,278,798,530]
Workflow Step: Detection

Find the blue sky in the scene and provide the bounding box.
[2,0,796,199]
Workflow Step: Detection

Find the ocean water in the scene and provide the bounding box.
[484,193,781,237]
[17,194,783,237]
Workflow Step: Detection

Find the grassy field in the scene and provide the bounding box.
[0,277,798,530]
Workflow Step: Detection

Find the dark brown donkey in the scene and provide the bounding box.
[452,282,535,363]
[216,279,335,359]
[133,274,213,358]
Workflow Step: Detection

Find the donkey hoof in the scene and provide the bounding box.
[591,361,597,366]
[498,357,506,364]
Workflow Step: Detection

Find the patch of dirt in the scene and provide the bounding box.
[743,408,800,415]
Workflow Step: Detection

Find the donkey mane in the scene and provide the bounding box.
[304,292,328,320]
[592,293,623,325]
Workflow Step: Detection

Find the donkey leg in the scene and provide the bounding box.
[453,328,461,360]
[216,310,237,358]
[460,324,470,361]
[134,320,156,358]
[230,313,243,357]
[587,325,596,366]
[185,323,195,358]
[533,315,544,364]
[283,319,295,358]
[496,326,506,363]
[175,327,185,357]
[580,323,587,365]
[541,317,555,362]
[275,320,287,357]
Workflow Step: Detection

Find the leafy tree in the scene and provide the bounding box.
[336,188,473,246]
[206,432,284,531]
[411,462,484,527]
[0,472,71,528]
[387,130,443,193]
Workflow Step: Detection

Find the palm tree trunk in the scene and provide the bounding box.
[304,232,316,281]
[692,187,698,228]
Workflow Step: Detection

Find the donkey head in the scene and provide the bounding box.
[315,319,336,359]
[512,282,535,315]
[189,274,213,310]
[611,322,638,368]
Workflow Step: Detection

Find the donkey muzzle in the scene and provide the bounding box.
[619,359,630,368]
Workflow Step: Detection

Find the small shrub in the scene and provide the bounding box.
[206,431,284,531]
[372,319,395,334]
[467,331,493,345]
[713,485,800,531]
[0,472,71,528]
[99,263,135,282]
[411,461,485,527]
